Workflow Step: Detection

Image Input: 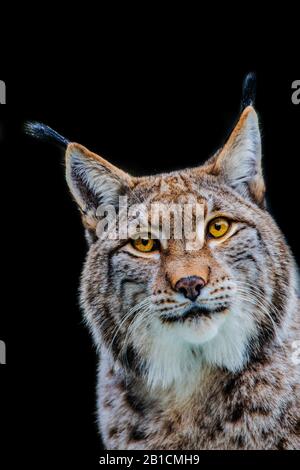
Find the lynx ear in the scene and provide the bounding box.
[65,143,133,230]
[211,106,265,205]
[24,122,134,234]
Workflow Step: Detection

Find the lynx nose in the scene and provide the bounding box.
[175,276,206,301]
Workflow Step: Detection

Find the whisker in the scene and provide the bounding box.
[234,288,283,346]
[107,296,152,354]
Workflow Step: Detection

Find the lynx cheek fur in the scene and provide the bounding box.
[27,76,300,449]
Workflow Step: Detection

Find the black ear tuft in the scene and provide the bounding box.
[241,72,256,110]
[24,121,69,148]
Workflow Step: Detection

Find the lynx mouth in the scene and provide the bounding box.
[160,304,229,323]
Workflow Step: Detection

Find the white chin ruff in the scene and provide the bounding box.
[136,306,257,391]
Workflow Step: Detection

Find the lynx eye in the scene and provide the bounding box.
[131,238,160,253]
[208,217,230,239]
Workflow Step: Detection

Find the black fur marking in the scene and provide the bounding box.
[271,270,288,324]
[108,427,119,438]
[231,254,258,266]
[229,404,244,422]
[222,377,238,396]
[160,305,229,323]
[250,405,270,416]
[100,305,120,358]
[249,260,287,362]
[24,121,69,148]
[207,418,224,440]
[277,438,287,450]
[241,72,256,110]
[129,426,146,441]
[120,344,143,375]
[231,434,245,448]
[230,226,248,238]
[125,389,146,415]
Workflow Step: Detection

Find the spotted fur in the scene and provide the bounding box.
[52,97,300,448]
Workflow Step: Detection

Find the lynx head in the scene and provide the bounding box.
[26,75,297,391]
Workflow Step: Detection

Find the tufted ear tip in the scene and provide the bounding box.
[241,72,257,111]
[24,121,69,148]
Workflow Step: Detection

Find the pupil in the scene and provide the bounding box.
[142,239,148,246]
[215,223,221,231]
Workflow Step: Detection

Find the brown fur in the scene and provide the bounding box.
[63,105,300,449]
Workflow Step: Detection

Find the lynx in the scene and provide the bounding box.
[26,74,300,449]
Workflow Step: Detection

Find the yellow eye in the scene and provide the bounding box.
[208,217,230,239]
[131,238,159,253]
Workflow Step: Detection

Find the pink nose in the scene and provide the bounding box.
[175,276,206,301]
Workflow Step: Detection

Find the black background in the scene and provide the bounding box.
[0,52,299,467]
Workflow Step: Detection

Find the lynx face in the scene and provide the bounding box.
[63,106,296,390]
